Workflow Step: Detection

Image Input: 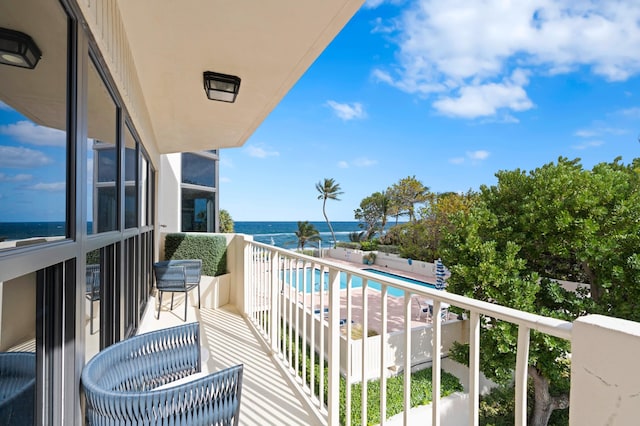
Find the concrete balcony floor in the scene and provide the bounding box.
[138,293,321,426]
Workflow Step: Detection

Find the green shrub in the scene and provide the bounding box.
[377,244,400,254]
[280,324,463,425]
[336,242,360,250]
[164,233,227,276]
[360,240,379,251]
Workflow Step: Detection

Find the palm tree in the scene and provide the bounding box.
[316,178,343,248]
[294,221,321,250]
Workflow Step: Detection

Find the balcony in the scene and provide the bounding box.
[138,233,640,425]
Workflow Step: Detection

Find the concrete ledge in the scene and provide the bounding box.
[569,314,640,425]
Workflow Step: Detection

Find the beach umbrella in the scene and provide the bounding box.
[435,258,446,290]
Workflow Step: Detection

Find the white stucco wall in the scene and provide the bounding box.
[157,153,182,234]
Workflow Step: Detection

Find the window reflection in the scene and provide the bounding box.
[0,0,68,249]
[87,60,118,234]
[181,187,215,232]
[85,249,101,361]
[181,153,215,187]
[124,128,137,229]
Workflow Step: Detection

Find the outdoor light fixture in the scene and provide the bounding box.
[203,71,241,103]
[0,28,42,69]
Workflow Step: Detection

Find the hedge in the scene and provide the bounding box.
[163,233,227,277]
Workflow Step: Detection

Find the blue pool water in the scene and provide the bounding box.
[283,267,435,298]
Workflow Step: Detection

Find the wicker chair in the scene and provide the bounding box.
[81,322,243,425]
[86,264,100,334]
[153,260,202,321]
[0,352,35,426]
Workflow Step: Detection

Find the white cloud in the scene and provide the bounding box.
[337,158,378,168]
[219,176,231,183]
[326,101,367,121]
[574,125,627,138]
[353,157,378,167]
[573,140,604,150]
[376,1,640,119]
[617,107,640,118]
[433,71,533,118]
[371,17,396,34]
[0,173,32,182]
[220,157,234,168]
[25,182,66,192]
[449,150,490,165]
[0,121,66,146]
[244,144,279,159]
[574,129,597,138]
[364,0,403,9]
[0,146,53,168]
[467,150,490,161]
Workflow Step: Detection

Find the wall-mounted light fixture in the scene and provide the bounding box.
[0,28,42,69]
[203,71,241,103]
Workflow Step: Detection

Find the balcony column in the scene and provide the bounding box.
[569,314,640,425]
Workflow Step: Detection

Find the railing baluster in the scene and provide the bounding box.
[403,290,411,426]
[302,261,308,390]
[288,257,294,367]
[328,268,340,425]
[270,249,279,353]
[515,326,530,426]
[319,265,325,411]
[432,300,442,426]
[380,284,388,425]
[469,311,480,426]
[361,278,369,424]
[310,262,316,401]
[294,259,300,378]
[345,273,353,426]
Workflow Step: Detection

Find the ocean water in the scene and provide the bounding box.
[0,221,361,249]
[234,221,362,249]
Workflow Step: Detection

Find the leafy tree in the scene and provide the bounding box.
[386,176,432,222]
[348,231,365,242]
[354,191,390,240]
[442,156,640,426]
[381,191,477,262]
[316,178,343,248]
[219,209,234,233]
[294,221,321,250]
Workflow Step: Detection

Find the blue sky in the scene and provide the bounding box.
[1,1,639,223]
[220,0,640,221]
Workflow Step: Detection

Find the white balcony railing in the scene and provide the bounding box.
[242,240,574,425]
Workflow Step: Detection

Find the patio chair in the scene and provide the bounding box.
[0,352,35,426]
[153,260,202,321]
[81,322,243,426]
[85,264,100,334]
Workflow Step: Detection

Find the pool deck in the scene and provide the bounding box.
[294,255,450,334]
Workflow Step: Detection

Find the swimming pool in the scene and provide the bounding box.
[282,267,435,298]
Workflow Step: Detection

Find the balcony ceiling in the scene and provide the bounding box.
[117,0,364,154]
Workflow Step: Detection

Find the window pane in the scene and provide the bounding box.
[124,128,137,228]
[181,153,215,187]
[0,0,68,250]
[85,249,101,360]
[140,156,147,227]
[181,187,215,232]
[87,60,117,234]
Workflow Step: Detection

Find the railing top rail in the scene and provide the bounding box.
[246,239,572,340]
